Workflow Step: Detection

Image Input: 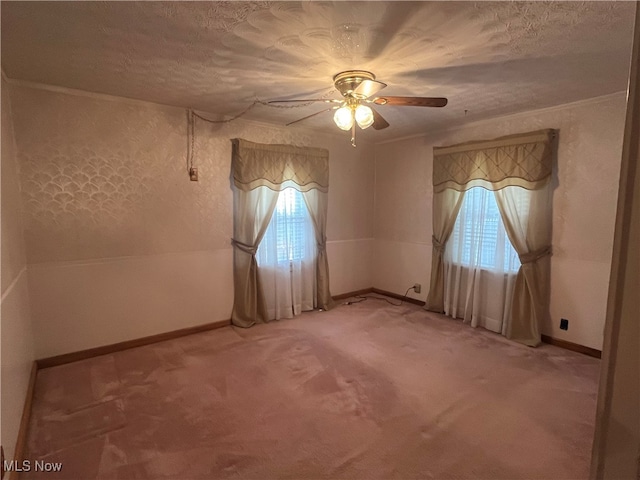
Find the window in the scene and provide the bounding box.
[448,187,520,272]
[256,187,317,320]
[258,188,315,265]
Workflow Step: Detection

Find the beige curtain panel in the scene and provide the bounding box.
[230,187,280,328]
[230,139,334,328]
[425,189,466,313]
[433,130,555,193]
[301,188,336,312]
[494,186,553,346]
[232,138,329,193]
[426,129,555,346]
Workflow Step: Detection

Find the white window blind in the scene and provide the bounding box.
[259,188,313,264]
[449,187,521,272]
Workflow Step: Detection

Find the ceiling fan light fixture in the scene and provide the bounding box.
[334,106,354,130]
[354,104,374,129]
[272,70,448,141]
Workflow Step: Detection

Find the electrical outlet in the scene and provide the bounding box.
[413,283,421,294]
[189,167,198,181]
[560,318,569,330]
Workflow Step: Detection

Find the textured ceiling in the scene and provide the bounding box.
[1,1,636,142]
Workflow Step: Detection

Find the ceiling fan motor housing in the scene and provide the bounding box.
[333,70,376,98]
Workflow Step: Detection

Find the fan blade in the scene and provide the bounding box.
[371,107,390,130]
[372,96,448,107]
[286,107,337,126]
[353,79,387,99]
[269,99,340,104]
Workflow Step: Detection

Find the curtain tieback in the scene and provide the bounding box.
[519,246,552,264]
[432,236,445,254]
[231,238,257,256]
[317,236,327,251]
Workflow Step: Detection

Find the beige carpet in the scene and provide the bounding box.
[25,297,600,479]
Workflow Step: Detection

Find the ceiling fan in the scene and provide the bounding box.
[268,70,447,146]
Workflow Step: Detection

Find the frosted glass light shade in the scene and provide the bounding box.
[355,104,374,129]
[334,106,354,130]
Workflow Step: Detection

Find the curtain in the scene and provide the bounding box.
[426,129,555,346]
[230,139,333,327]
[443,187,520,334]
[432,130,553,193]
[494,185,552,346]
[425,189,465,312]
[257,188,317,320]
[232,139,329,192]
[301,188,335,311]
[231,186,280,327]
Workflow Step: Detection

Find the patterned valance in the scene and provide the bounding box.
[433,129,555,193]
[232,139,329,192]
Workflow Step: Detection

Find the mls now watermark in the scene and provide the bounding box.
[4,459,63,473]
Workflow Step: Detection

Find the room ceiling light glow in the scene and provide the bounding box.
[1,2,634,143]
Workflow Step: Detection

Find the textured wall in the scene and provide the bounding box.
[1,77,36,464]
[373,93,627,350]
[10,84,374,357]
[370,135,433,303]
[11,86,374,262]
[1,82,28,288]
